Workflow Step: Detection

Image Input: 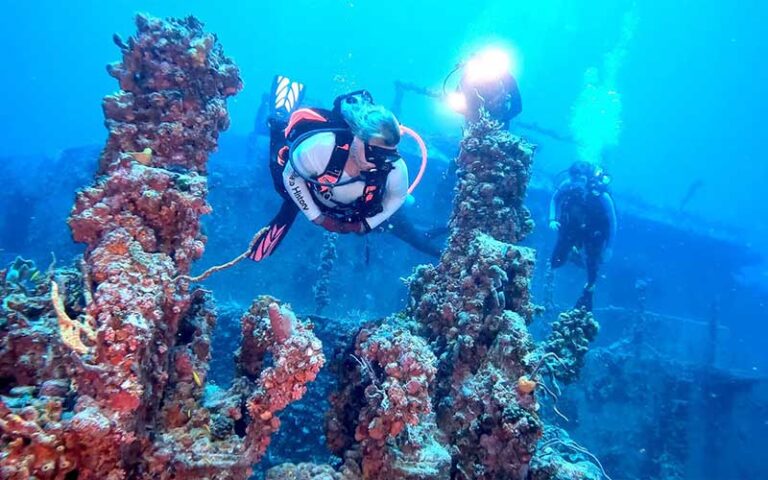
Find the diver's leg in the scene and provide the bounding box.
[249,75,307,262]
[575,236,604,311]
[267,75,306,198]
[549,230,574,270]
[425,225,450,239]
[383,211,443,258]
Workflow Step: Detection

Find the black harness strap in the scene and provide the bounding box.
[278,109,393,222]
[294,130,390,222]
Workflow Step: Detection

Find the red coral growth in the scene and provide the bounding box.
[145,297,324,479]
[0,13,247,480]
[326,322,437,479]
[242,298,324,463]
[268,302,295,343]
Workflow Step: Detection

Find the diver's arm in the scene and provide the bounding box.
[365,160,409,230]
[548,193,558,223]
[548,180,568,228]
[602,192,618,247]
[282,133,335,222]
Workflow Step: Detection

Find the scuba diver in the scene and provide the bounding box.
[443,47,523,127]
[427,47,526,226]
[547,161,617,311]
[248,76,434,261]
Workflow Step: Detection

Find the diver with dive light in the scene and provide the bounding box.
[425,47,525,235]
[443,47,523,126]
[248,76,430,262]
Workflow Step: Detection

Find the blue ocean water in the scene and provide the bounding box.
[1,1,766,478]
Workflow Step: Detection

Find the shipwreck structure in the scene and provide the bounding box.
[0,13,604,480]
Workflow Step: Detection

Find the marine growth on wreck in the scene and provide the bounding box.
[4,5,763,480]
[0,14,600,480]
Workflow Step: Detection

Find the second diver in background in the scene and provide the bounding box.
[547,161,617,311]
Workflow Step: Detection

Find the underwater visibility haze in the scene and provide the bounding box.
[0,1,766,479]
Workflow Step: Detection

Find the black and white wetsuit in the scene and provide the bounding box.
[284,132,409,229]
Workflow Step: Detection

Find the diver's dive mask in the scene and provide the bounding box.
[588,167,611,194]
[333,90,374,113]
[364,142,400,170]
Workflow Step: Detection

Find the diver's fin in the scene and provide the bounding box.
[270,75,305,120]
[248,200,300,262]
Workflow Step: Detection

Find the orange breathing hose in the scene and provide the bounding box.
[400,125,428,194]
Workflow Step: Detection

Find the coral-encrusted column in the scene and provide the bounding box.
[406,113,543,479]
[65,14,241,477]
[448,113,535,244]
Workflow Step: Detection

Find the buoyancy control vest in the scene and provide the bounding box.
[276,107,393,222]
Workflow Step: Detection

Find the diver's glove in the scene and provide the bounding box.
[549,220,561,231]
[316,215,368,234]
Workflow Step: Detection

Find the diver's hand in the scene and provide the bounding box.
[314,215,341,232]
[549,220,561,231]
[314,215,365,234]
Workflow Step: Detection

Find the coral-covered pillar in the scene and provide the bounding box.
[64,14,241,477]
[406,114,543,479]
[448,113,535,245]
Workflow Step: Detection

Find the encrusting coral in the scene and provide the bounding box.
[316,113,604,479]
[326,321,440,478]
[0,14,325,480]
[1,14,604,480]
[313,232,339,315]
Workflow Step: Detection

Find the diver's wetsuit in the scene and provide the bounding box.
[253,89,444,260]
[380,210,444,258]
[249,117,412,261]
[284,132,408,228]
[549,180,616,310]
